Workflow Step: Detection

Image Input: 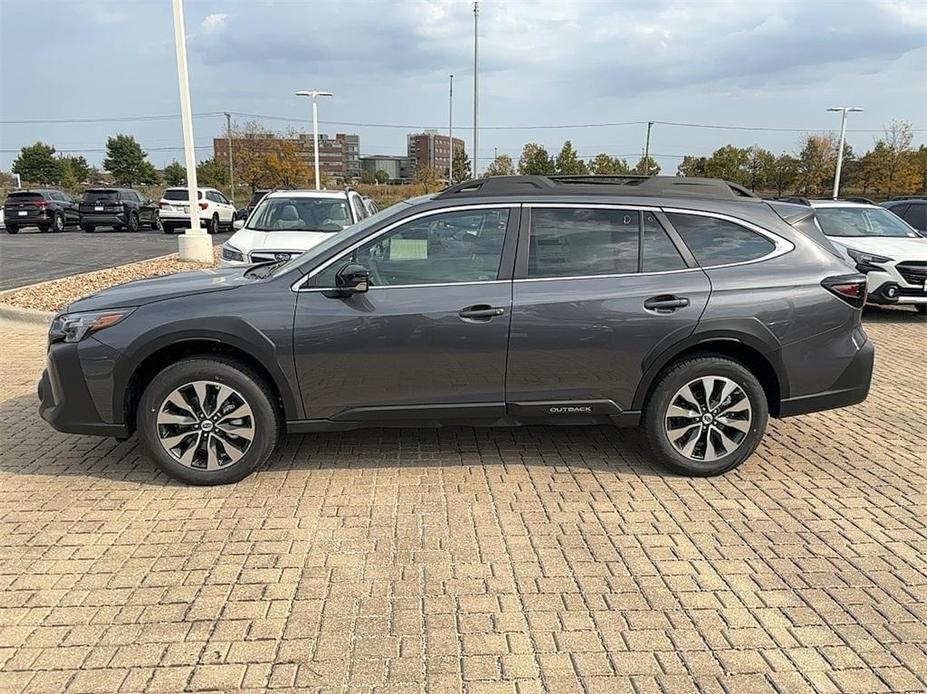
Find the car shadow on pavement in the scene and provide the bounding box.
[0,393,671,485]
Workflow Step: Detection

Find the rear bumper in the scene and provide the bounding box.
[5,211,48,226]
[778,337,874,417]
[80,212,127,226]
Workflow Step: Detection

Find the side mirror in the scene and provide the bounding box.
[335,263,369,295]
[232,219,245,231]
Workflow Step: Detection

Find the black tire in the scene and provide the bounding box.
[136,357,280,485]
[916,305,926,316]
[153,215,164,232]
[207,213,219,235]
[5,225,18,234]
[52,213,65,232]
[38,224,51,233]
[643,355,768,477]
[162,225,174,234]
[81,224,95,233]
[127,212,140,233]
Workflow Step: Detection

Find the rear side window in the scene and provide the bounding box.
[528,208,639,278]
[642,213,686,272]
[665,213,775,266]
[903,203,925,231]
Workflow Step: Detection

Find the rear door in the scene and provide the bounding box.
[506,204,710,415]
[293,205,519,421]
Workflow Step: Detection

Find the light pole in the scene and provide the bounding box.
[170,0,211,263]
[296,90,333,190]
[642,121,654,176]
[828,106,863,200]
[224,112,234,204]
[448,74,454,184]
[472,1,479,178]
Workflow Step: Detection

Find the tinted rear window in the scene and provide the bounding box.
[164,189,203,201]
[666,213,776,266]
[6,192,45,200]
[902,203,926,231]
[249,192,268,206]
[82,190,119,202]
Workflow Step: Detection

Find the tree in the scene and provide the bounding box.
[103,134,153,185]
[163,161,186,186]
[589,153,629,176]
[414,165,442,193]
[374,169,390,184]
[59,155,90,184]
[12,142,61,184]
[484,153,516,177]
[745,146,775,192]
[677,155,708,177]
[769,154,799,197]
[631,156,660,176]
[264,136,312,188]
[230,121,275,191]
[873,120,919,196]
[197,157,229,187]
[703,145,751,186]
[795,134,837,196]
[452,148,472,181]
[554,140,588,175]
[137,161,161,185]
[518,143,555,175]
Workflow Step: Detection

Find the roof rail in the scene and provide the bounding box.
[839,197,876,205]
[435,175,760,201]
[771,196,811,206]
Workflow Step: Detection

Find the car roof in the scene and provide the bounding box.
[164,186,219,192]
[265,189,348,200]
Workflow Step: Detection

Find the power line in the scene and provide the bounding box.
[0,145,213,154]
[0,112,225,125]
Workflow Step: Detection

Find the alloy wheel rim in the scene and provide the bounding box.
[156,380,255,470]
[664,376,752,462]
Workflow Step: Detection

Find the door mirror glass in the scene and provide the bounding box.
[232,219,245,231]
[333,263,369,296]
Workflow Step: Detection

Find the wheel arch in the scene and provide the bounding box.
[632,332,786,418]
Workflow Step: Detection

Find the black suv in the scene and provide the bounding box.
[881,197,926,233]
[79,188,161,232]
[4,189,79,233]
[39,176,874,485]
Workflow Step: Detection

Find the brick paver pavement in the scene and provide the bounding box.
[0,311,925,693]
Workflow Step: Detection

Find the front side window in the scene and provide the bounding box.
[313,208,510,287]
[528,208,639,278]
[902,204,925,232]
[665,212,776,266]
[814,206,921,238]
[249,197,353,233]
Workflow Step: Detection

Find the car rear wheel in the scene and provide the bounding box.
[916,305,926,316]
[644,356,768,476]
[81,224,95,233]
[38,224,50,233]
[127,212,139,233]
[137,357,280,485]
[207,213,219,235]
[153,216,164,232]
[52,213,65,232]
[5,225,18,234]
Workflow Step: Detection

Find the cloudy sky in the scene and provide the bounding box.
[1,0,925,173]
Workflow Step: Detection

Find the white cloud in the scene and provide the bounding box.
[201,13,229,35]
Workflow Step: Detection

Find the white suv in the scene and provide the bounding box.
[809,200,927,314]
[220,188,370,267]
[159,187,236,235]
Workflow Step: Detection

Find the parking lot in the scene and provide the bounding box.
[0,308,924,693]
[0,228,232,291]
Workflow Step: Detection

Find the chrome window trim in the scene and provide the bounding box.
[525,202,661,212]
[291,203,516,292]
[297,279,511,293]
[660,207,794,269]
[513,267,702,284]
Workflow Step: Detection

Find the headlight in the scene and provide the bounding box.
[49,309,135,344]
[221,243,245,262]
[846,248,892,273]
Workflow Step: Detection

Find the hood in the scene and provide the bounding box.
[827,235,927,260]
[67,267,249,313]
[228,228,338,255]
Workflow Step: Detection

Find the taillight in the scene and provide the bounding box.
[34,199,48,208]
[159,201,168,209]
[822,274,867,309]
[198,202,208,210]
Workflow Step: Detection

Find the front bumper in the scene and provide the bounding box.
[38,338,128,437]
[867,268,927,305]
[80,212,127,227]
[778,336,874,417]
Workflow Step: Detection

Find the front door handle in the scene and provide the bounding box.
[459,304,505,321]
[644,295,690,313]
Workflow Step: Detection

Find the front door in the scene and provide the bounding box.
[293,205,518,421]
[506,205,711,413]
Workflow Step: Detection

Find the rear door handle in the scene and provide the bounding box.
[459,304,505,321]
[644,295,690,313]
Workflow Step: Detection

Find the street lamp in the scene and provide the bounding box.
[296,91,333,190]
[828,106,863,200]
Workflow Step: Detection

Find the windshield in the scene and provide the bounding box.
[248,196,352,233]
[267,200,415,278]
[163,189,202,201]
[815,207,921,238]
[82,190,119,202]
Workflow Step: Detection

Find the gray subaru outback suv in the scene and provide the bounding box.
[39,176,874,484]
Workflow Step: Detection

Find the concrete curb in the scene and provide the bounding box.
[0,303,54,326]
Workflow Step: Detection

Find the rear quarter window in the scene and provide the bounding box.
[665,212,776,266]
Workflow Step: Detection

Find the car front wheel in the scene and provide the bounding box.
[137,357,280,485]
[644,356,768,476]
[127,212,140,232]
[5,225,18,234]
